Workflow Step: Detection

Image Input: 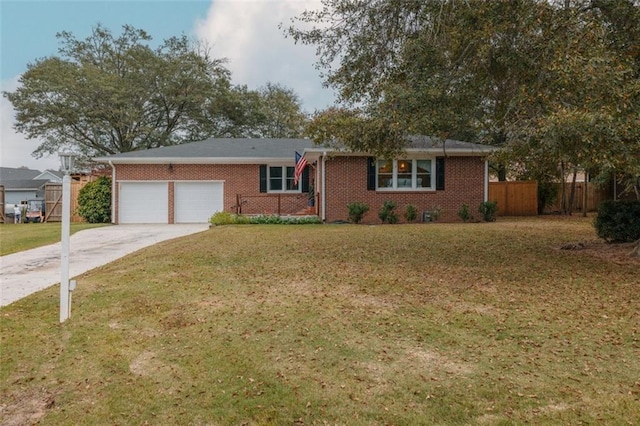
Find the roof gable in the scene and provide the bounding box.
[34,170,64,182]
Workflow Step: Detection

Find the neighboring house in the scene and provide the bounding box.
[34,170,64,183]
[95,137,497,224]
[0,167,50,205]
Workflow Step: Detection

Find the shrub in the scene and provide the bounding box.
[378,201,398,224]
[249,215,322,225]
[210,211,237,225]
[210,212,322,225]
[537,181,559,214]
[347,202,369,224]
[594,200,640,242]
[77,176,111,223]
[458,204,472,222]
[478,201,498,222]
[404,204,418,222]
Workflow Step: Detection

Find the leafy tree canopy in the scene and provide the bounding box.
[4,24,309,165]
[289,0,640,191]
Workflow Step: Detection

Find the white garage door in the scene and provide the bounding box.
[174,182,223,223]
[119,182,168,224]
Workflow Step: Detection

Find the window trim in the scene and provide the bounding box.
[266,165,301,193]
[376,158,436,191]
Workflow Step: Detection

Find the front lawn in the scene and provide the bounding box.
[1,217,638,424]
[0,222,108,256]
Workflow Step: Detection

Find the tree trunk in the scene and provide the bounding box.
[630,239,640,258]
[567,169,578,216]
[582,172,588,218]
[560,162,567,214]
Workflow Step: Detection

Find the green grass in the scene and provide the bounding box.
[0,222,108,256]
[1,217,639,425]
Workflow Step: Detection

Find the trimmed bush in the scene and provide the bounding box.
[210,211,237,225]
[404,204,418,222]
[594,200,640,242]
[458,204,472,222]
[77,176,111,223]
[378,201,398,224]
[347,202,369,224]
[478,201,498,222]
[210,212,321,226]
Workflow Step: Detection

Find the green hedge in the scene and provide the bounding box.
[594,200,640,243]
[77,176,111,223]
[210,212,321,225]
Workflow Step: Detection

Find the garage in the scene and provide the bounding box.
[119,182,168,224]
[174,181,223,223]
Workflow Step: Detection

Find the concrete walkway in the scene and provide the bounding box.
[0,224,209,307]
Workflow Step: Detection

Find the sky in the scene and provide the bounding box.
[0,0,333,171]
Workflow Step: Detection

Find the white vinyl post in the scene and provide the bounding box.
[59,153,75,323]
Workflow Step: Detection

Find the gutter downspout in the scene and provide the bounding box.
[109,161,116,224]
[321,152,327,222]
[484,159,489,202]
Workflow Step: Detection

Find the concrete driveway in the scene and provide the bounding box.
[0,224,209,307]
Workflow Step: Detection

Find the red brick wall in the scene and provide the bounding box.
[113,163,309,223]
[113,157,486,224]
[323,156,486,223]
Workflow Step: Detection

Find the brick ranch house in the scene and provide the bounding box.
[94,137,497,224]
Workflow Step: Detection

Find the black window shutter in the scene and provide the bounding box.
[436,157,445,190]
[301,166,310,193]
[259,165,267,193]
[367,157,376,190]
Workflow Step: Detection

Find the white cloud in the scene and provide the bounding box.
[195,0,335,112]
[1,77,60,171]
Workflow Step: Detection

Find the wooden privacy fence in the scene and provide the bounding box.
[488,181,538,216]
[545,182,611,213]
[45,182,85,222]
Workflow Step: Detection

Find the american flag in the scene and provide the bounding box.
[293,151,308,186]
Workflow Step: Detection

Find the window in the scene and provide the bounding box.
[376,159,434,190]
[268,166,300,192]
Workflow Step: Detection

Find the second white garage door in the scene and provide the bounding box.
[119,182,168,224]
[174,182,223,223]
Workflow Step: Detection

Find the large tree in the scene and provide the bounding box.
[4,25,229,161]
[256,83,308,138]
[204,82,308,139]
[289,1,554,161]
[289,0,639,192]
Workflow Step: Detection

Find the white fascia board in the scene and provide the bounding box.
[303,147,498,157]
[93,157,294,165]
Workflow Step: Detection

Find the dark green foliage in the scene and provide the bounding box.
[458,204,472,222]
[404,204,418,222]
[347,202,369,224]
[537,181,559,214]
[77,177,111,223]
[378,201,398,224]
[478,201,498,222]
[594,200,640,243]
